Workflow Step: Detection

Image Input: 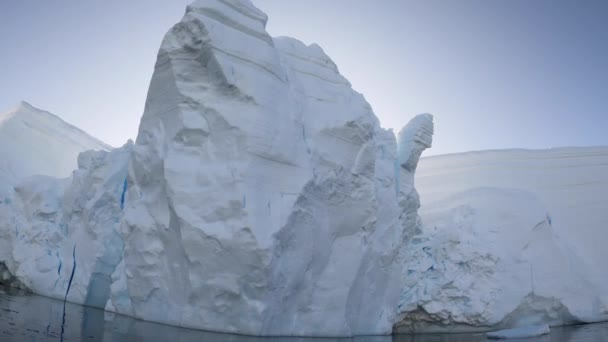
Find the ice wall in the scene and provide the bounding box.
[0,0,434,337]
[395,148,608,332]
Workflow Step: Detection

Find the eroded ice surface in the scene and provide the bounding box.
[395,147,608,332]
[0,0,433,337]
[4,0,605,337]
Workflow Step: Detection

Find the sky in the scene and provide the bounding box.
[1,0,607,156]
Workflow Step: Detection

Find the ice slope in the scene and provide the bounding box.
[0,0,434,337]
[394,147,608,332]
[0,101,111,193]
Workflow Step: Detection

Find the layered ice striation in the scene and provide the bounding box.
[0,0,433,336]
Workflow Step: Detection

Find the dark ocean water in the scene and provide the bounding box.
[1,291,607,342]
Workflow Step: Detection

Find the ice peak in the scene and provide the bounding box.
[2,101,34,118]
[398,113,434,172]
[17,100,35,110]
[1,101,35,122]
[1,102,112,151]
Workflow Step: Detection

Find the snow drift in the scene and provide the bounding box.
[0,0,434,336]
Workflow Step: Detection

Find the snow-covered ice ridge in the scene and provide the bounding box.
[0,101,111,194]
[394,146,608,333]
[0,0,434,336]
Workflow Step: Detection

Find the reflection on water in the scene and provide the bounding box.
[0,291,607,341]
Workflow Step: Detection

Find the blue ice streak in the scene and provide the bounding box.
[120,178,128,210]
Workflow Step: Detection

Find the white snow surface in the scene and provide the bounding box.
[0,101,111,194]
[394,147,608,333]
[0,0,434,337]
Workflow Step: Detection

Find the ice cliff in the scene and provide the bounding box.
[395,147,608,332]
[0,0,434,336]
[7,0,603,337]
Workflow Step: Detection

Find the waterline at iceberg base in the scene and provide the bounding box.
[1,0,607,337]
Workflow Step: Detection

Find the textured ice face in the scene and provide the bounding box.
[0,0,433,337]
[396,186,606,333]
[0,141,132,320]
[121,0,432,335]
[397,113,433,172]
[396,147,608,333]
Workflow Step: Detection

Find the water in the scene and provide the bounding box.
[1,291,607,342]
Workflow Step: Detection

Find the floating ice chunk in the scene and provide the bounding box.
[486,324,550,339]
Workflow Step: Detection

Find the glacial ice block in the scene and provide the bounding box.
[0,0,434,337]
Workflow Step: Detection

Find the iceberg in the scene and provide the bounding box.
[395,147,608,332]
[0,0,433,336]
[7,0,604,337]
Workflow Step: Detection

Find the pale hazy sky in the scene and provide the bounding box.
[1,0,607,155]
